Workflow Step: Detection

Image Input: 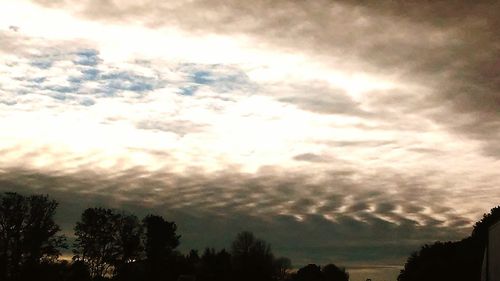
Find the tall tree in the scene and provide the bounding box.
[230,231,274,281]
[114,214,143,276]
[73,208,142,279]
[142,214,181,280]
[73,208,119,278]
[142,215,180,262]
[0,192,65,281]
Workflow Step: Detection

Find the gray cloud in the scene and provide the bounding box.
[136,119,208,136]
[277,83,369,116]
[0,164,473,267]
[293,153,334,163]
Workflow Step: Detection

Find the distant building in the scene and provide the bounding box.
[482,220,500,281]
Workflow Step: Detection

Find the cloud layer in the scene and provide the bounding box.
[1,1,499,280]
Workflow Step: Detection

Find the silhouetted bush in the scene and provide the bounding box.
[323,263,349,281]
[294,264,323,281]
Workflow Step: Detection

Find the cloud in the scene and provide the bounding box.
[2,2,500,276]
[293,153,334,163]
[0,166,474,266]
[8,25,19,32]
[28,0,500,157]
[136,119,208,136]
[276,83,369,116]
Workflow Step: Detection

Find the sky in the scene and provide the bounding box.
[0,0,499,280]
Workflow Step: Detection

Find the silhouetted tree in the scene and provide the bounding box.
[113,214,143,278]
[187,249,200,264]
[295,264,322,281]
[143,215,180,260]
[398,239,482,281]
[322,263,349,281]
[274,257,292,281]
[184,249,200,275]
[0,192,66,281]
[20,260,81,281]
[198,248,232,281]
[67,260,92,281]
[74,208,142,279]
[231,231,274,281]
[214,249,232,281]
[142,214,180,280]
[398,206,500,281]
[472,206,500,247]
[74,208,119,278]
[199,248,217,281]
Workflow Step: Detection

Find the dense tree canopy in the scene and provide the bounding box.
[73,208,143,279]
[398,206,500,281]
[0,192,66,281]
[472,206,500,245]
[142,214,180,262]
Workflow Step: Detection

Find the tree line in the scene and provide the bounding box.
[0,192,349,281]
[397,206,500,281]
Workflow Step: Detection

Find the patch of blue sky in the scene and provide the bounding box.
[66,66,100,88]
[100,71,157,94]
[47,91,74,101]
[211,73,253,92]
[182,64,256,95]
[67,76,82,84]
[28,77,46,84]
[30,59,53,69]
[29,51,68,69]
[44,84,80,94]
[81,68,100,80]
[100,71,138,82]
[16,49,162,103]
[192,71,214,84]
[45,91,95,107]
[128,81,154,92]
[179,85,198,96]
[73,49,101,66]
[63,67,158,96]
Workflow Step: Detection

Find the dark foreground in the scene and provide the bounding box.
[0,192,498,281]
